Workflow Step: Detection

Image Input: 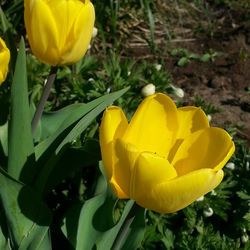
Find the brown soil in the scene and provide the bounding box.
[119,2,250,143]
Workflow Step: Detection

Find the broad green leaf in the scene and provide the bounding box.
[63,189,145,249]
[35,87,129,160]
[0,171,52,250]
[74,189,118,250]
[97,201,145,250]
[8,38,35,184]
[34,88,129,194]
[45,139,101,191]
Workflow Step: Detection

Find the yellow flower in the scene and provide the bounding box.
[0,38,10,85]
[99,93,235,213]
[24,0,95,66]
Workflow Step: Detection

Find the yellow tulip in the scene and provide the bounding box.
[24,0,95,66]
[99,93,235,213]
[0,38,10,85]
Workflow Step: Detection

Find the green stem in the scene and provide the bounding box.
[31,67,58,134]
[112,201,140,250]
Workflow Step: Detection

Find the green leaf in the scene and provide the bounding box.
[7,38,35,184]
[35,87,129,159]
[0,171,52,250]
[63,187,145,250]
[45,139,101,191]
[62,187,116,249]
[177,57,190,67]
[34,88,129,194]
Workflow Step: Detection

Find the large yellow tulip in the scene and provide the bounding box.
[24,0,95,66]
[99,93,235,213]
[0,38,10,85]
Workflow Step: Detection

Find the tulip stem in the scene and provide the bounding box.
[112,201,141,250]
[31,66,58,134]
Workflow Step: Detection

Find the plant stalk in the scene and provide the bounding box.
[112,201,140,250]
[31,67,57,134]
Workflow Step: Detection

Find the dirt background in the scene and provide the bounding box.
[111,2,250,143]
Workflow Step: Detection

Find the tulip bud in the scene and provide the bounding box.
[24,0,95,66]
[141,83,156,97]
[0,38,10,85]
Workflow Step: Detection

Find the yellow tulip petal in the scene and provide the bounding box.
[99,106,128,181]
[171,127,235,176]
[130,152,177,199]
[62,1,95,64]
[0,38,10,84]
[27,0,60,65]
[135,169,224,213]
[168,106,209,162]
[177,106,209,139]
[113,139,140,197]
[123,93,178,157]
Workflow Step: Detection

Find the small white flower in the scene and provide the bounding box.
[127,71,131,76]
[107,87,111,94]
[196,196,204,202]
[211,190,217,196]
[92,27,98,38]
[207,114,212,122]
[88,78,95,82]
[141,84,156,97]
[203,207,213,217]
[241,234,249,243]
[225,162,235,170]
[154,64,162,71]
[246,161,249,171]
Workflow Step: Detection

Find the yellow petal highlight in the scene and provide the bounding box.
[135,169,224,213]
[171,127,235,176]
[176,106,209,139]
[123,93,178,157]
[0,38,10,85]
[131,152,177,200]
[168,106,209,162]
[99,106,128,181]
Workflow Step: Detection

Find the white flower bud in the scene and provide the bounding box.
[207,114,212,122]
[211,190,217,196]
[141,84,156,97]
[203,207,213,217]
[246,161,249,171]
[196,196,204,202]
[225,162,235,170]
[127,71,131,76]
[92,27,98,38]
[154,64,162,71]
[241,234,249,243]
[171,85,185,98]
